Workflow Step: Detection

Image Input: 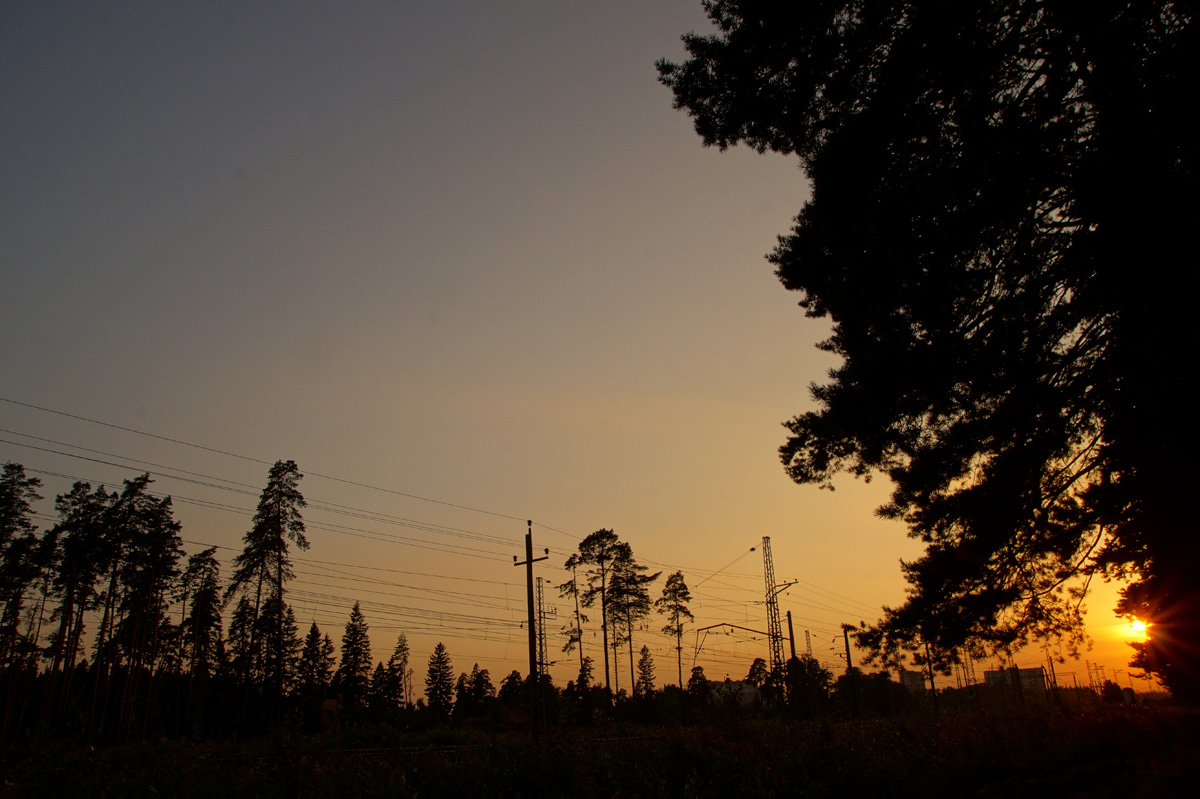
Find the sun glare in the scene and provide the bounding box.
[1123,619,1149,641]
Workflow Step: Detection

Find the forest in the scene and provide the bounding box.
[2,459,1192,798]
[1,455,1151,742]
[0,458,886,743]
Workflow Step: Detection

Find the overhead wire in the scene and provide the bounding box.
[5,405,884,678]
[1,395,529,522]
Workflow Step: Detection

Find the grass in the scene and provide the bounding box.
[2,705,1195,797]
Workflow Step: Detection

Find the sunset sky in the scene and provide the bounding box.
[0,1,1148,690]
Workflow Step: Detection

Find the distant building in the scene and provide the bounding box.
[715,679,761,705]
[899,669,927,693]
[983,666,1047,697]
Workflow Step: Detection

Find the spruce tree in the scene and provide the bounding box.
[297,622,333,697]
[424,642,454,719]
[635,645,655,699]
[337,602,372,716]
[368,662,387,717]
[384,633,411,710]
[256,597,301,696]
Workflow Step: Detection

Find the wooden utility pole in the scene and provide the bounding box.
[571,564,584,679]
[514,521,548,737]
[842,624,858,716]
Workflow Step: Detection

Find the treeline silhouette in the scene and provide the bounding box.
[2,459,1066,746]
[0,457,916,744]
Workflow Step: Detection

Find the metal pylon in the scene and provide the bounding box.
[536,576,549,674]
[763,536,786,676]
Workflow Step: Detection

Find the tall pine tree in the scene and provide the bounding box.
[656,571,693,688]
[226,460,307,707]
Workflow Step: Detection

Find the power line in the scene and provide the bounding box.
[17,465,516,561]
[1,395,527,522]
[5,416,874,630]
[4,431,519,547]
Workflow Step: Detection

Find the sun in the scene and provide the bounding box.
[1121,619,1149,641]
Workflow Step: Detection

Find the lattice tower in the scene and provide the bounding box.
[763,536,786,675]
[536,576,549,673]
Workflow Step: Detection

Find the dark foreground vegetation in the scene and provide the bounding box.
[2,705,1195,798]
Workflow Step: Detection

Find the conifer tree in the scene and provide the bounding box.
[562,529,623,692]
[180,548,223,679]
[368,662,387,716]
[424,642,454,719]
[0,532,40,669]
[225,460,307,699]
[383,633,411,710]
[498,669,525,707]
[226,596,259,686]
[0,463,41,551]
[453,663,495,720]
[113,487,183,678]
[297,621,334,697]
[46,482,114,692]
[659,0,1200,700]
[607,544,660,691]
[656,571,693,687]
[336,602,372,715]
[256,597,301,695]
[576,656,594,692]
[635,645,656,699]
[0,463,44,669]
[745,658,768,688]
[178,546,222,734]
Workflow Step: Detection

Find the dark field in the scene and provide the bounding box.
[2,706,1195,798]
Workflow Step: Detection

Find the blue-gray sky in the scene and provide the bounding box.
[0,1,1142,685]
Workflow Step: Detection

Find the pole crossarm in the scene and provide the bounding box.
[770,580,798,599]
[696,622,769,637]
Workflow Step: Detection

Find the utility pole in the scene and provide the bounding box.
[571,563,584,679]
[842,623,858,716]
[514,521,548,737]
[786,611,797,660]
[1045,646,1062,708]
